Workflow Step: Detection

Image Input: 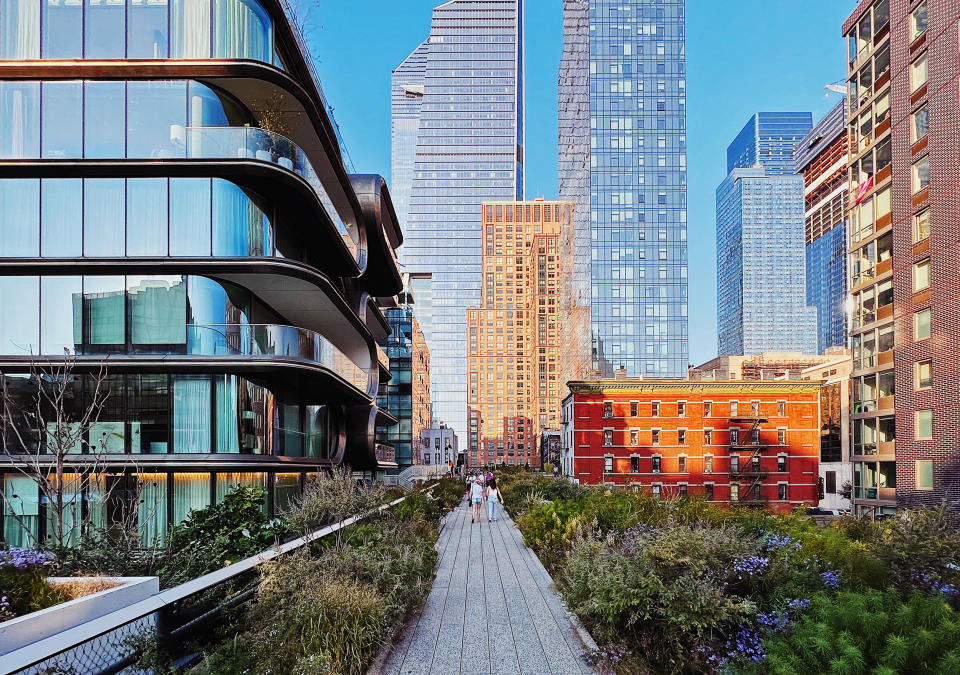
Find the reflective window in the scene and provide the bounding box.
[0,277,39,354]
[40,276,81,354]
[129,0,169,58]
[0,82,40,158]
[43,0,83,58]
[278,403,303,456]
[171,0,212,58]
[173,377,212,452]
[41,81,83,158]
[126,178,169,255]
[83,276,126,346]
[128,375,170,453]
[126,81,187,158]
[214,0,272,61]
[3,475,39,547]
[213,179,269,256]
[216,473,267,512]
[137,473,167,545]
[0,179,40,256]
[0,1,41,58]
[172,472,210,523]
[84,179,126,256]
[89,374,125,453]
[41,179,83,256]
[84,81,126,158]
[171,178,213,256]
[128,275,187,345]
[85,0,126,58]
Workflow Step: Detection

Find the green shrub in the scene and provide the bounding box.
[430,478,466,511]
[283,469,384,541]
[0,549,69,618]
[763,589,960,674]
[160,486,286,587]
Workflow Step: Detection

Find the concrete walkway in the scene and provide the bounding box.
[379,498,596,675]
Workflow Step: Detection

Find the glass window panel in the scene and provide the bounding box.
[42,0,83,58]
[40,276,82,354]
[126,81,187,158]
[917,460,933,489]
[915,309,931,340]
[41,179,83,256]
[126,177,169,255]
[0,277,39,354]
[306,404,328,459]
[44,472,83,546]
[215,374,241,453]
[85,0,126,57]
[912,106,929,142]
[173,376,211,452]
[83,179,126,255]
[128,275,186,345]
[170,178,212,256]
[4,475,40,548]
[213,0,271,61]
[171,0,211,58]
[278,403,303,457]
[128,0,169,58]
[213,179,267,256]
[127,375,169,453]
[89,374,125,453]
[216,472,266,513]
[0,0,41,58]
[185,276,249,326]
[916,410,933,439]
[136,473,168,545]
[911,53,928,92]
[0,82,40,158]
[172,472,209,524]
[83,276,125,345]
[84,81,126,158]
[274,473,300,513]
[0,179,40,255]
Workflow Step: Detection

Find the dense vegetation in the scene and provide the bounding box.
[496,468,960,675]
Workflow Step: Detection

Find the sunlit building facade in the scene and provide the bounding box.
[0,0,402,546]
[393,0,525,442]
[559,0,688,378]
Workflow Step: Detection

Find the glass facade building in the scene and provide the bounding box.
[558,0,688,378]
[392,0,524,442]
[716,113,818,356]
[0,0,403,546]
[805,219,847,353]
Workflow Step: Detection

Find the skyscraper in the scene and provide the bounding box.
[393,0,525,441]
[716,113,818,356]
[795,101,849,354]
[558,0,689,379]
[390,40,428,233]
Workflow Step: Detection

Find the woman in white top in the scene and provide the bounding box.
[469,477,484,524]
[486,478,502,522]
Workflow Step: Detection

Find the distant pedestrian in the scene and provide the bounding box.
[469,476,484,524]
[486,478,502,522]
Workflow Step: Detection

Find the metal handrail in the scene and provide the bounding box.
[3,492,424,674]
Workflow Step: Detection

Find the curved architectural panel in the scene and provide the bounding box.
[0,78,362,264]
[350,174,403,295]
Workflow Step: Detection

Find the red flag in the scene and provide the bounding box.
[855,175,874,204]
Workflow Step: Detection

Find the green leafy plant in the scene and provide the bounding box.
[0,548,70,619]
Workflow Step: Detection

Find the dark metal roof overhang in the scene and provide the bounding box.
[0,454,336,472]
[0,257,374,371]
[349,174,403,296]
[0,158,359,277]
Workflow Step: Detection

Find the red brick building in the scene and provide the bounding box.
[561,380,822,513]
[843,0,959,514]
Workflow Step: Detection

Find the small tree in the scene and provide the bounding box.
[0,354,115,549]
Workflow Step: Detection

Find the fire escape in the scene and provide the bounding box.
[729,415,769,504]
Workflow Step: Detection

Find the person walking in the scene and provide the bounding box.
[469,476,484,524]
[486,478,502,522]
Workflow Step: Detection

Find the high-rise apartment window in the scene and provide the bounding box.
[603,401,613,418]
[778,429,786,445]
[651,401,659,417]
[652,429,660,445]
[630,401,638,417]
[778,455,787,472]
[704,483,714,501]
[604,455,613,472]
[678,429,686,445]
[603,430,613,446]
[916,410,933,440]
[915,308,931,340]
[778,484,788,500]
[704,455,713,473]
[917,460,933,489]
[911,53,928,92]
[652,455,661,473]
[677,401,686,417]
[678,455,686,472]
[704,401,712,417]
[914,209,930,242]
[704,429,712,445]
[630,456,639,473]
[912,106,929,143]
[914,258,930,292]
[730,483,739,502]
[912,2,928,39]
[915,360,933,389]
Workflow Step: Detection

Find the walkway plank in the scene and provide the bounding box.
[378,497,595,675]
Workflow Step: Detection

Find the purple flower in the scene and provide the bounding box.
[725,626,765,662]
[732,555,770,579]
[757,611,790,632]
[932,581,958,597]
[0,548,55,570]
[821,570,841,590]
[764,533,802,552]
[787,598,810,611]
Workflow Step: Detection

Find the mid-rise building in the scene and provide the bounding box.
[690,352,843,382]
[716,113,818,356]
[467,200,575,469]
[795,101,849,354]
[558,0,689,379]
[540,429,562,470]
[560,379,822,512]
[392,0,525,443]
[376,288,432,472]
[843,0,958,514]
[801,352,853,511]
[420,424,458,468]
[0,1,402,546]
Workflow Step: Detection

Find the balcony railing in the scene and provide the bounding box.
[176,126,359,261]
[182,324,368,392]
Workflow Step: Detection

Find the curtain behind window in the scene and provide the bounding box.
[172,472,209,525]
[173,376,211,452]
[215,375,241,453]
[214,0,269,61]
[138,473,168,545]
[0,0,40,58]
[171,0,210,57]
[3,475,39,548]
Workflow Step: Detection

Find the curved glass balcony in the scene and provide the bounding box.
[183,324,369,393]
[180,126,358,258]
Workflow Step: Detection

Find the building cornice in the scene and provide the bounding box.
[567,380,823,395]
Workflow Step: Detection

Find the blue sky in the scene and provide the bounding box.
[312,1,852,366]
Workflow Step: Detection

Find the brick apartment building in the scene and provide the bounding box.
[843,0,959,514]
[467,200,576,469]
[561,380,822,513]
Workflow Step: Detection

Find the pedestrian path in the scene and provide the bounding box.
[378,498,597,675]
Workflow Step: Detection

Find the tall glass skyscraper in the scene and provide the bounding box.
[392,1,524,441]
[390,40,429,233]
[716,113,818,356]
[559,0,688,378]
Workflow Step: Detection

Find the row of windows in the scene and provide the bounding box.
[602,399,788,418]
[601,454,790,475]
[602,428,788,447]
